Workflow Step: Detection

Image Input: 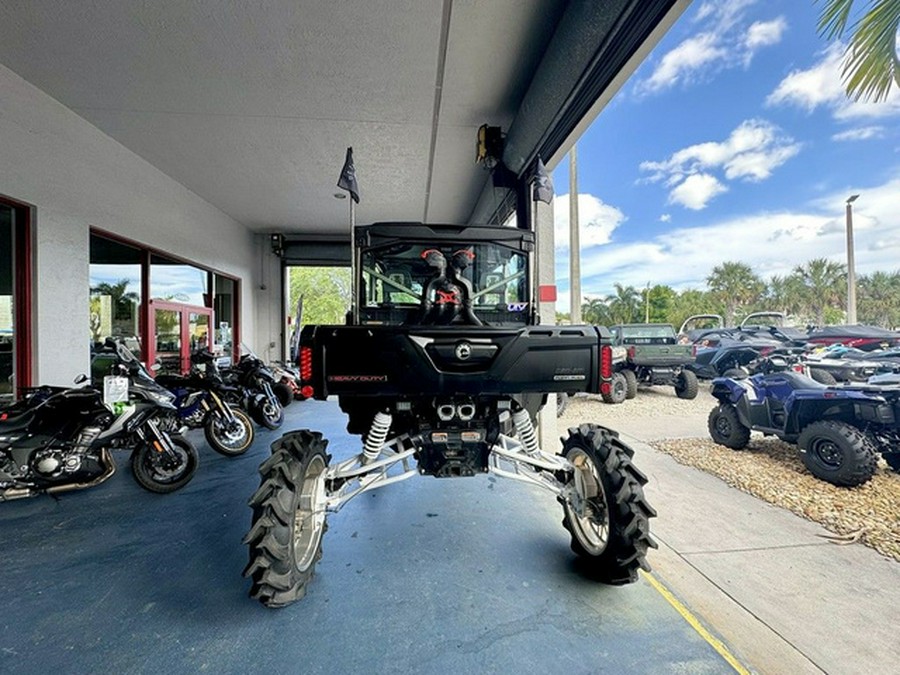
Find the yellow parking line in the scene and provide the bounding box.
[643,571,751,675]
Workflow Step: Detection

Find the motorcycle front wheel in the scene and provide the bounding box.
[205,406,255,456]
[131,435,199,494]
[252,397,285,430]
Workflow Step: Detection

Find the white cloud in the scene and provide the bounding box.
[744,17,787,50]
[553,193,626,251]
[831,126,884,142]
[636,1,782,95]
[554,175,900,305]
[668,173,727,209]
[767,44,900,120]
[640,119,799,208]
[639,33,725,94]
[660,213,672,222]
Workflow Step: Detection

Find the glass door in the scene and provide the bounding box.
[148,300,213,375]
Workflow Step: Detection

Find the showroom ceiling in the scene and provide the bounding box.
[0,1,686,235]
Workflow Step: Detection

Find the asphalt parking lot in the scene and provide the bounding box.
[0,399,741,674]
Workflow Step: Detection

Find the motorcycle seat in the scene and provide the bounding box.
[0,409,36,431]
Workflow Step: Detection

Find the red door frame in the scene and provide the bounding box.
[147,300,213,374]
[1,195,33,395]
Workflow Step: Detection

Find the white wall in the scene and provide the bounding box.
[0,64,263,385]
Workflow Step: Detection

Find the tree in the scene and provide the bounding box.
[288,267,351,326]
[706,262,764,326]
[605,284,641,324]
[668,289,714,332]
[793,258,847,327]
[90,279,139,320]
[858,270,900,327]
[581,296,611,325]
[647,284,676,323]
[817,0,900,102]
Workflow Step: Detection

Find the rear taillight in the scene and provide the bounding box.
[300,346,313,381]
[627,346,636,360]
[600,345,613,379]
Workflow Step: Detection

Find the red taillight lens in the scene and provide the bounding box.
[300,385,314,399]
[300,346,313,381]
[600,345,612,379]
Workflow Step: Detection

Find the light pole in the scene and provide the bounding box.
[846,194,859,324]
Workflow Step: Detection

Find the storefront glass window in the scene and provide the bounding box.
[89,236,142,354]
[0,205,14,402]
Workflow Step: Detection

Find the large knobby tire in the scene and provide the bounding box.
[809,368,837,385]
[722,368,748,379]
[622,369,638,400]
[707,405,751,449]
[560,424,657,584]
[204,406,255,457]
[797,420,877,487]
[244,430,330,608]
[131,435,198,494]
[601,373,628,405]
[674,369,699,399]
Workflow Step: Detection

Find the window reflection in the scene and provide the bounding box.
[150,254,207,306]
[89,236,141,353]
[1,205,14,402]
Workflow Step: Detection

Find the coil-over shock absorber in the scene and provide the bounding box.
[511,408,539,455]
[363,411,393,463]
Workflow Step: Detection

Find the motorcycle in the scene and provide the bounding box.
[269,361,303,405]
[155,350,255,457]
[0,340,198,501]
[222,348,284,430]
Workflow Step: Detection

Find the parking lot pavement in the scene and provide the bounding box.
[0,399,741,674]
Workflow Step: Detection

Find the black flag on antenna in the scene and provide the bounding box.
[532,156,554,204]
[337,147,360,204]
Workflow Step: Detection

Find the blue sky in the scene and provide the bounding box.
[551,0,900,311]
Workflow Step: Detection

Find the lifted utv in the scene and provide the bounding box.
[243,222,657,607]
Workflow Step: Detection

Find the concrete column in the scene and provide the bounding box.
[534,196,559,451]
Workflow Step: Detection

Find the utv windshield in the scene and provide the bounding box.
[360,241,529,327]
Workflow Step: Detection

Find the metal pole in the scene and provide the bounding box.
[350,199,359,325]
[846,195,858,324]
[645,283,650,323]
[569,146,581,324]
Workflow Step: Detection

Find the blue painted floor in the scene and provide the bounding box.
[1,400,735,674]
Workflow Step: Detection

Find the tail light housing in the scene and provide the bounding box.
[299,346,314,398]
[599,344,613,395]
[626,346,636,360]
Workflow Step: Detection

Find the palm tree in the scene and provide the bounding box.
[817,0,900,102]
[858,270,900,327]
[90,279,139,320]
[766,274,807,318]
[582,296,611,325]
[794,258,847,327]
[706,262,764,326]
[606,284,641,324]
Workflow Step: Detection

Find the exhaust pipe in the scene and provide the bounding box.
[437,403,456,421]
[457,401,476,421]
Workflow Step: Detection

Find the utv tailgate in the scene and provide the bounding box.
[302,324,606,398]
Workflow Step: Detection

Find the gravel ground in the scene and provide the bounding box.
[559,386,900,563]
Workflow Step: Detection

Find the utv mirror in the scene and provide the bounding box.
[74,374,88,385]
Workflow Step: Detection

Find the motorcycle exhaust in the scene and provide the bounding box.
[1,487,34,502]
[46,448,116,495]
[437,403,456,421]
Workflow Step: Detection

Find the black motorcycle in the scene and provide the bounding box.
[156,351,254,457]
[223,350,284,430]
[0,340,198,501]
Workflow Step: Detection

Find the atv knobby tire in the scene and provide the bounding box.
[809,368,837,385]
[560,424,657,584]
[674,369,699,400]
[244,430,330,607]
[622,369,638,399]
[707,404,751,450]
[722,368,747,379]
[602,372,627,405]
[797,420,877,487]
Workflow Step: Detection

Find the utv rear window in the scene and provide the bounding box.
[360,241,528,326]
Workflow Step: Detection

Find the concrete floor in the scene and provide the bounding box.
[0,399,737,674]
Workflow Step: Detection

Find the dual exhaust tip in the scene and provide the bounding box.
[437,401,476,422]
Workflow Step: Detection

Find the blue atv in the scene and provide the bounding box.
[708,369,900,487]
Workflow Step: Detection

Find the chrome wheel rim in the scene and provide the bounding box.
[566,448,610,555]
[293,454,327,571]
